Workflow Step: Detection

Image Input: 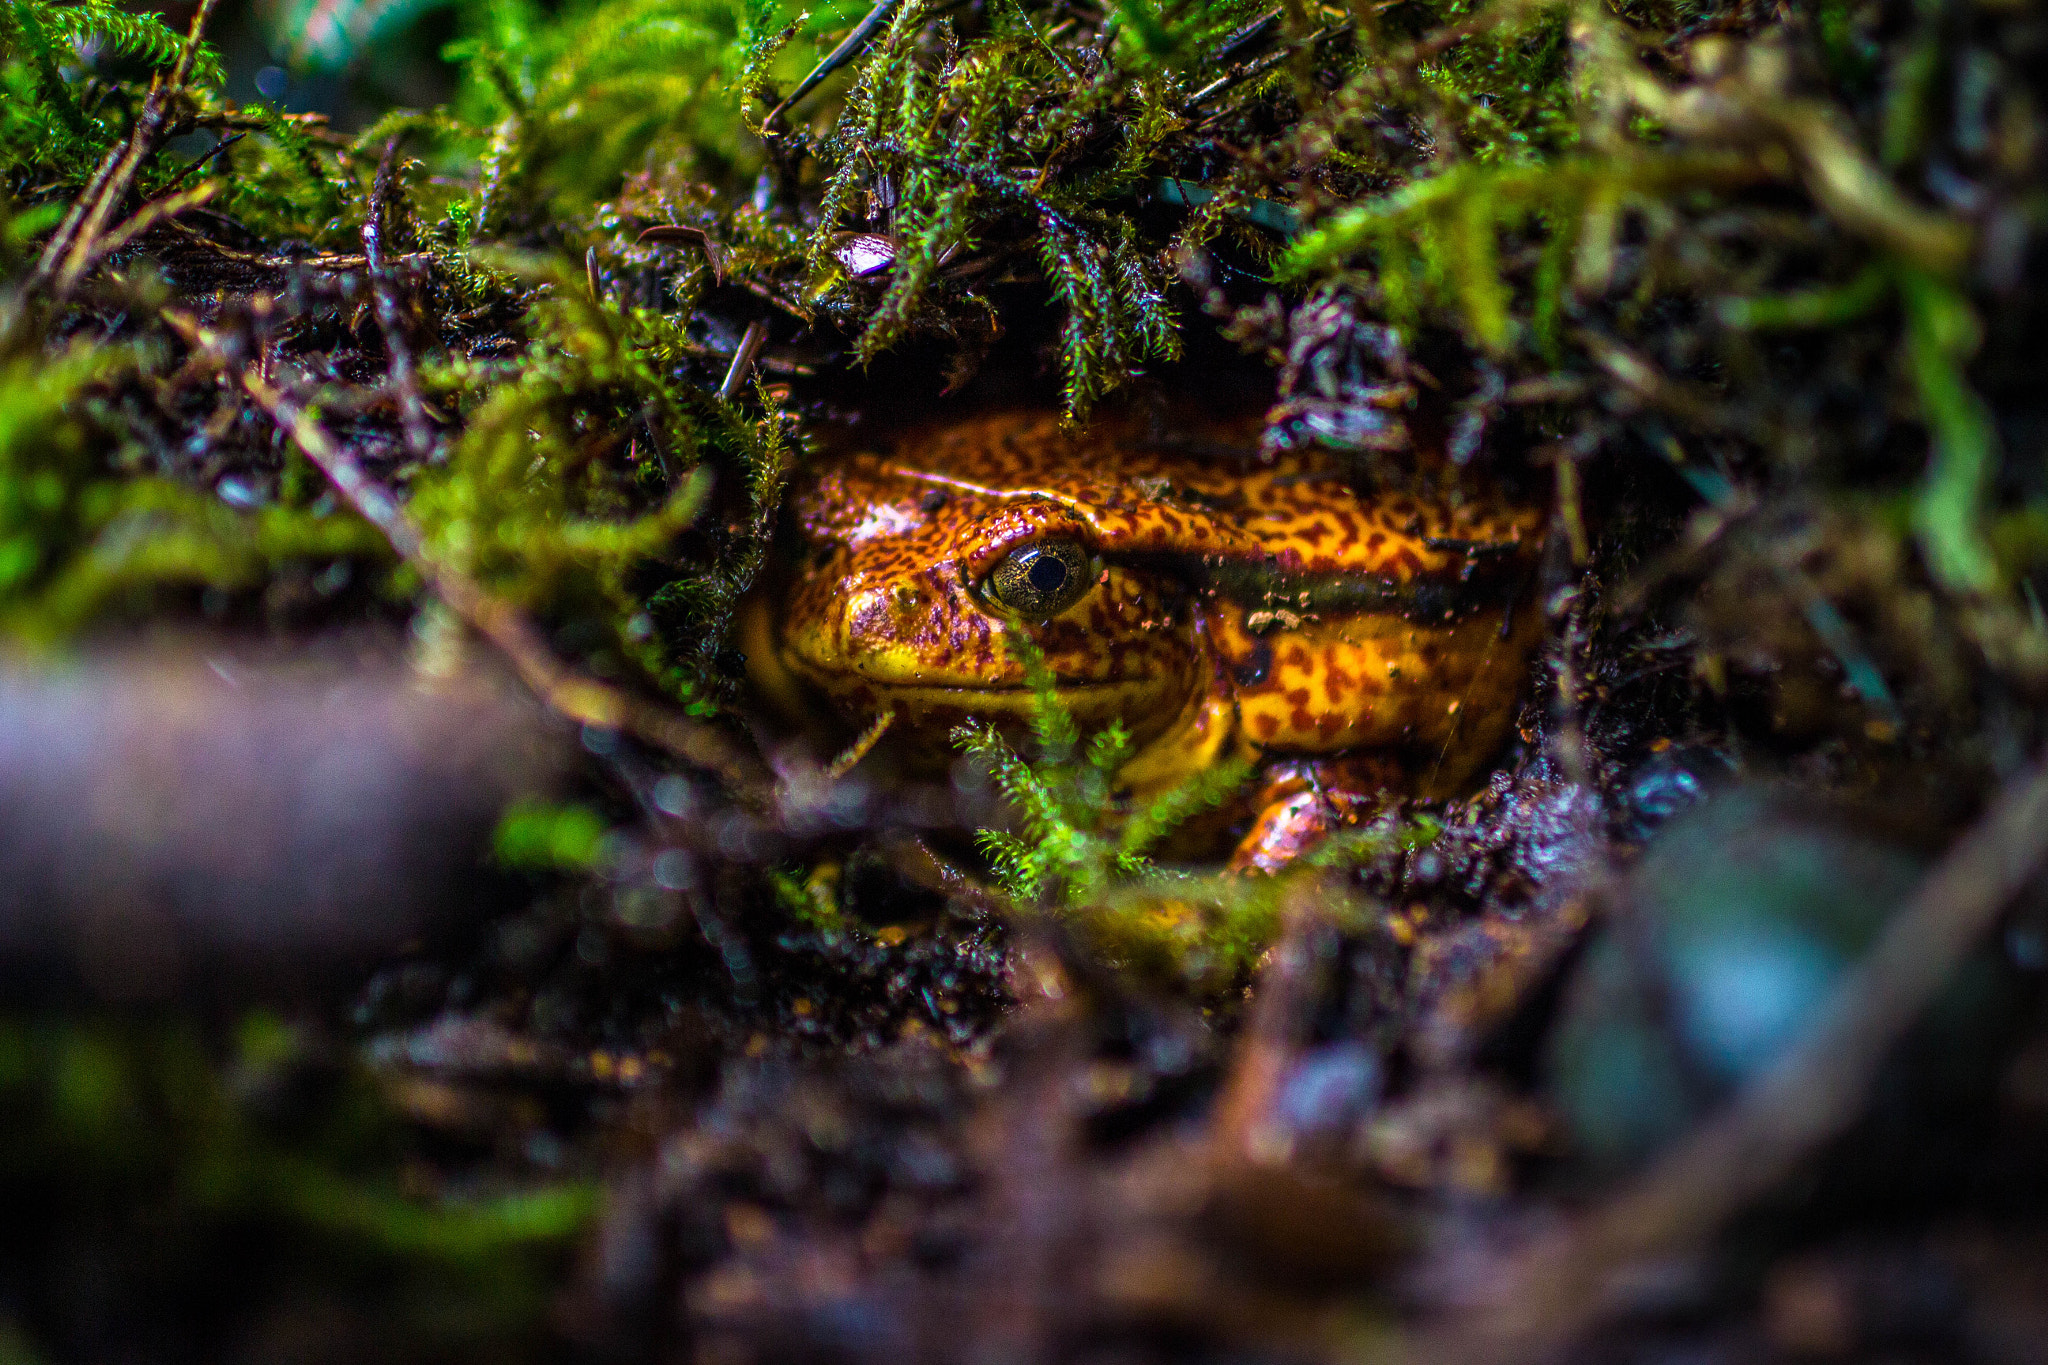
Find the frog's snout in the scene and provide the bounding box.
[845,579,935,643]
[784,565,985,692]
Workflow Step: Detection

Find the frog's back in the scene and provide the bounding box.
[869,410,1539,583]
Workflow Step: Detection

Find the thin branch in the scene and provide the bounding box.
[1190,23,1348,109]
[1208,884,1328,1168]
[165,219,436,273]
[28,142,126,294]
[151,131,245,200]
[875,831,1014,921]
[73,182,220,275]
[825,708,895,779]
[718,320,773,401]
[761,0,902,132]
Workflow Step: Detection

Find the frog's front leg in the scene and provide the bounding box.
[1228,754,1407,874]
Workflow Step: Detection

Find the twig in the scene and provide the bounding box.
[152,131,245,200]
[1190,24,1347,109]
[824,708,895,779]
[1205,881,1407,1274]
[73,183,220,276]
[1420,747,2048,1365]
[363,139,435,461]
[1215,8,1283,63]
[1575,327,1733,433]
[1209,884,1327,1168]
[164,220,436,273]
[0,657,560,997]
[161,308,774,802]
[660,333,812,376]
[972,999,1087,1364]
[27,143,124,302]
[718,320,772,401]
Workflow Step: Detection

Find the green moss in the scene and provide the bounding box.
[405,251,792,706]
[0,0,223,200]
[0,327,392,644]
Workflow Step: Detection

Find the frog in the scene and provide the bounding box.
[744,410,1546,872]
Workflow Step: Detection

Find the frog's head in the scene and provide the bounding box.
[766,454,1201,749]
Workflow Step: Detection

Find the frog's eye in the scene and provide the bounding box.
[984,539,1093,618]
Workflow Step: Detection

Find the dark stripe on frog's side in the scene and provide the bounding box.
[1110,551,1531,625]
[1232,637,1275,687]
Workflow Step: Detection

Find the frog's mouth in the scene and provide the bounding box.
[795,673,1173,714]
[844,678,1195,756]
[854,681,1157,706]
[772,604,1183,702]
[778,642,1191,747]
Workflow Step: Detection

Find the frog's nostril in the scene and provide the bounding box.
[1028,557,1067,594]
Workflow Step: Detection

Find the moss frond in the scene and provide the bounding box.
[47,0,225,89]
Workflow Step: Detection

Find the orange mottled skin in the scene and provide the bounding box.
[749,411,1546,871]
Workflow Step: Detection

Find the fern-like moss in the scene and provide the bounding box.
[406,252,792,708]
